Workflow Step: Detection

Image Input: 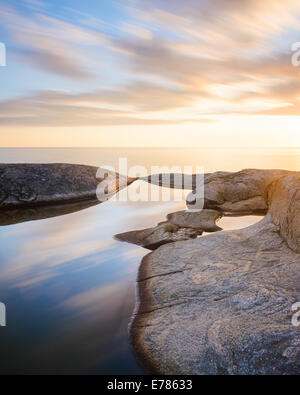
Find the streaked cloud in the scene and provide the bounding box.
[0,84,215,126]
[0,3,108,79]
[0,0,300,143]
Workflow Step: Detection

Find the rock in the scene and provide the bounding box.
[266,174,300,253]
[0,164,135,208]
[131,171,300,375]
[140,173,209,190]
[115,209,222,250]
[131,216,300,374]
[115,223,202,250]
[187,169,293,213]
[167,209,222,232]
[141,169,293,214]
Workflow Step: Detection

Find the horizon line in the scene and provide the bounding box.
[0,146,300,150]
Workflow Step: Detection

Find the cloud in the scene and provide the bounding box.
[0,4,108,79]
[1,0,300,131]
[78,82,206,112]
[0,86,215,126]
[133,0,300,48]
[108,0,300,117]
[14,46,92,80]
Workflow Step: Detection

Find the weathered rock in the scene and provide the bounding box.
[0,164,135,208]
[116,209,222,250]
[131,171,300,375]
[167,209,222,232]
[266,174,300,253]
[132,216,300,374]
[115,223,202,250]
[140,173,208,190]
[187,169,293,213]
[142,169,293,214]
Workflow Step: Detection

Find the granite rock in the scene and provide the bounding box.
[115,223,202,250]
[266,174,300,253]
[167,209,222,232]
[131,171,300,375]
[0,164,135,208]
[132,216,300,374]
[187,169,293,213]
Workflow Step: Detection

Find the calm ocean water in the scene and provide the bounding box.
[0,148,299,374]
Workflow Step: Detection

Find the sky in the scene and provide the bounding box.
[0,0,300,147]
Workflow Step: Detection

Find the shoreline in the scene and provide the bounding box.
[128,169,300,374]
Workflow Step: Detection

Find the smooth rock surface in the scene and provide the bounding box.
[132,216,300,374]
[140,173,207,190]
[131,170,300,375]
[187,169,293,213]
[266,174,300,253]
[0,164,135,208]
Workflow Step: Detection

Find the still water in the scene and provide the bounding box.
[0,148,299,374]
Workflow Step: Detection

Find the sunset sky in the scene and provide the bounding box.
[0,0,300,147]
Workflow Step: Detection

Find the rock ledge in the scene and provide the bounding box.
[131,170,300,375]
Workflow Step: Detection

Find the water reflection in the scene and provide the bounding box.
[0,200,101,226]
[0,182,185,374]
[0,147,298,374]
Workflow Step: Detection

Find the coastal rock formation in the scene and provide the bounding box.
[167,209,222,233]
[115,223,202,250]
[140,173,206,190]
[186,169,292,213]
[115,209,223,250]
[266,174,300,253]
[131,170,300,375]
[0,164,135,209]
[141,169,294,214]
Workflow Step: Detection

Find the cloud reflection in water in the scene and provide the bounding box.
[0,185,183,374]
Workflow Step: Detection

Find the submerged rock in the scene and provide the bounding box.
[131,170,300,375]
[0,164,135,208]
